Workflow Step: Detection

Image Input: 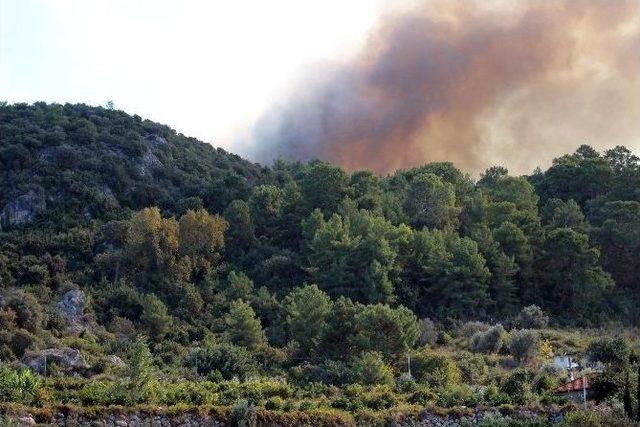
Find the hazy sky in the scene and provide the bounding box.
[0,0,386,149]
[2,1,638,175]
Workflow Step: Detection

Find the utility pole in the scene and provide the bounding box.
[407,353,412,378]
[582,375,587,409]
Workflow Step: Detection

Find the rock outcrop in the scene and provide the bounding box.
[56,289,93,334]
[0,190,46,229]
[22,348,90,376]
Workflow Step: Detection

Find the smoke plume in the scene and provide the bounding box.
[245,0,640,175]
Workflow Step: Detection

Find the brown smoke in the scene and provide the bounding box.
[246,0,640,175]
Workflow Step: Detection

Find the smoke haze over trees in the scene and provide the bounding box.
[247,0,640,175]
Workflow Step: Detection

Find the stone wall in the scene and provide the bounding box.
[6,406,566,427]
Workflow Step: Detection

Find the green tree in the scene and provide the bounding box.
[300,162,348,215]
[140,294,173,340]
[402,229,490,319]
[225,300,266,350]
[283,284,332,357]
[403,172,460,229]
[509,329,541,365]
[354,303,419,359]
[350,351,394,386]
[534,145,613,206]
[593,201,640,291]
[178,208,227,262]
[540,228,614,320]
[128,336,156,399]
[223,200,255,256]
[224,271,254,301]
[350,170,383,212]
[542,198,588,233]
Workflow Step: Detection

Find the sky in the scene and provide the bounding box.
[2,1,639,175]
[0,0,386,149]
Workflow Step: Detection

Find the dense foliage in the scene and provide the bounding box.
[1,103,640,424]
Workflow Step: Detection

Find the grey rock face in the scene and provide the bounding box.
[23,347,90,375]
[0,190,46,229]
[147,134,168,146]
[138,150,163,176]
[56,289,92,334]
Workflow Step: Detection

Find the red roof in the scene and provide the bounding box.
[555,375,595,393]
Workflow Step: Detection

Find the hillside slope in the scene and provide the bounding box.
[0,102,269,230]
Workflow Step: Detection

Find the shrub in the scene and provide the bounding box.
[230,399,257,427]
[437,331,452,345]
[436,383,479,407]
[509,329,541,364]
[470,324,505,354]
[531,364,562,393]
[361,385,398,410]
[0,290,45,332]
[265,396,284,410]
[411,349,460,388]
[515,305,548,329]
[560,410,604,427]
[500,369,535,405]
[417,318,438,346]
[455,351,488,384]
[0,364,42,405]
[190,342,259,380]
[292,360,352,385]
[408,385,437,405]
[350,351,394,386]
[587,336,630,367]
[461,321,490,338]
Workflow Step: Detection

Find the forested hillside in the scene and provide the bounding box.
[1,103,640,424]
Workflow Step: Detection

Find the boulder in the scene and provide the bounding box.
[104,354,126,368]
[23,348,90,375]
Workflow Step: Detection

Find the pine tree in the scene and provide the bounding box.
[225,300,266,350]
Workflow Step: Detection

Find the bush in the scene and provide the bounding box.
[531,364,562,393]
[265,396,285,410]
[417,318,438,346]
[230,398,257,427]
[436,383,480,407]
[350,351,394,386]
[361,385,398,410]
[408,384,437,405]
[190,342,259,380]
[0,364,42,405]
[560,410,604,427]
[500,369,535,405]
[509,329,541,364]
[470,324,505,354]
[437,331,452,345]
[411,349,460,388]
[461,321,490,338]
[515,305,548,329]
[587,336,630,367]
[455,351,488,384]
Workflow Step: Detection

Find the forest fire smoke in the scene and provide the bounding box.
[247,0,640,175]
